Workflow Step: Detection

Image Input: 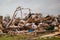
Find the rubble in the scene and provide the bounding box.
[0,6,60,37]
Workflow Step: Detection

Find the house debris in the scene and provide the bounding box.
[0,6,60,37]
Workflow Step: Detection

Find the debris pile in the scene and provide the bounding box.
[0,7,60,37]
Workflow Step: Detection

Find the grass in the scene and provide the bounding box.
[0,34,60,40]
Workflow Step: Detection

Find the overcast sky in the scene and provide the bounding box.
[0,0,60,17]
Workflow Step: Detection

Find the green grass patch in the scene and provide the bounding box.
[0,34,60,40]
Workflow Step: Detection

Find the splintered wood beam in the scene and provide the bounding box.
[40,32,60,38]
